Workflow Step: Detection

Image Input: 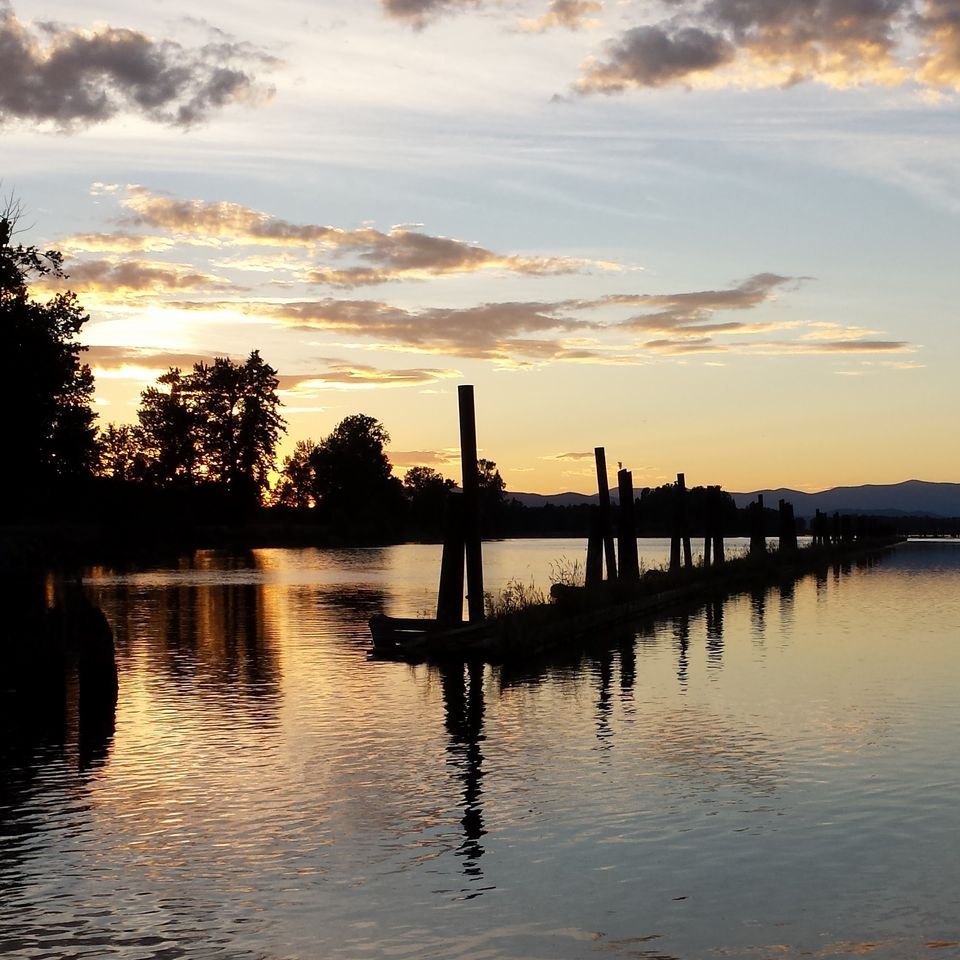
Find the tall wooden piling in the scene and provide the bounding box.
[617,469,640,583]
[594,447,617,582]
[436,493,465,624]
[678,473,693,569]
[711,485,725,566]
[459,385,485,622]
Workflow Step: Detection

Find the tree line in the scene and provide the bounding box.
[2,210,506,537]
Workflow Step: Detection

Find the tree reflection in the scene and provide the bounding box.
[0,580,118,896]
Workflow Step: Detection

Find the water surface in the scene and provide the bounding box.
[2,539,959,959]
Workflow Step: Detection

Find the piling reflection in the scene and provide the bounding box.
[438,661,487,893]
[594,650,614,749]
[674,613,691,688]
[706,599,724,670]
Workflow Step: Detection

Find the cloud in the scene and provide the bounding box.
[260,298,592,360]
[162,267,907,366]
[380,0,478,28]
[44,258,232,294]
[119,186,590,286]
[579,24,735,91]
[576,0,960,94]
[278,364,460,390]
[520,0,603,32]
[543,451,596,460]
[916,0,960,89]
[0,2,276,129]
[60,232,177,254]
[602,272,795,334]
[86,345,219,381]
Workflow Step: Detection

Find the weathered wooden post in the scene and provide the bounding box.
[595,447,617,582]
[585,507,603,587]
[670,474,683,573]
[436,493,465,624]
[678,473,693,569]
[750,494,766,558]
[617,469,640,584]
[459,385,485,623]
[712,485,725,566]
[778,499,798,554]
[703,498,713,570]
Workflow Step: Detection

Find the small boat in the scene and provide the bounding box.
[369,614,496,658]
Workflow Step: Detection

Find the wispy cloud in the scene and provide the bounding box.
[157,270,908,366]
[279,364,461,390]
[113,186,594,286]
[386,449,460,467]
[45,258,232,295]
[0,2,276,129]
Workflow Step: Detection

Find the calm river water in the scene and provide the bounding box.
[2,539,959,959]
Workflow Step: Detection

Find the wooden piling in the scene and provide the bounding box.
[458,385,485,622]
[585,507,603,588]
[678,473,693,569]
[779,499,798,553]
[750,494,766,558]
[711,486,725,566]
[436,493,465,624]
[594,447,617,582]
[617,469,640,583]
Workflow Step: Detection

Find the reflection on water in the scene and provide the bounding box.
[1,540,959,959]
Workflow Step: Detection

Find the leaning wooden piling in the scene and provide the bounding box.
[458,385,485,623]
[594,447,617,582]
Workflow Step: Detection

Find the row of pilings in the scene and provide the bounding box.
[432,384,893,623]
[584,453,807,588]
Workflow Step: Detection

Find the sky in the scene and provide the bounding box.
[3,0,959,494]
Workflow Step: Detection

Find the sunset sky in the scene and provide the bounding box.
[4,0,959,494]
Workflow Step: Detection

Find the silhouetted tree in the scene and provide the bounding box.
[190,351,285,503]
[273,439,317,509]
[137,368,197,485]
[477,457,506,525]
[310,414,403,528]
[133,351,285,505]
[1,207,97,511]
[96,423,147,481]
[404,465,455,534]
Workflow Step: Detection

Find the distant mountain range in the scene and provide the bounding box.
[508,480,960,518]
